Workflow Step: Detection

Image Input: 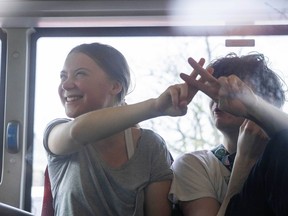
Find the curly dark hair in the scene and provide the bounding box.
[209,52,286,108]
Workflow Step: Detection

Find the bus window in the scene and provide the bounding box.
[31,28,288,215]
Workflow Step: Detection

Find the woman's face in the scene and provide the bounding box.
[58,52,121,118]
[209,100,245,133]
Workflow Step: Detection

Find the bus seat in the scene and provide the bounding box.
[41,166,54,216]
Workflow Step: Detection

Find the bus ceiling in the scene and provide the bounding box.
[0,0,287,28]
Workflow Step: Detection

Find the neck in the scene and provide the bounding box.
[221,130,239,154]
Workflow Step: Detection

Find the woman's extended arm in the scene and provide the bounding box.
[49,58,207,155]
[48,84,189,155]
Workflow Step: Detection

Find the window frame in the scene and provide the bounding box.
[0,28,7,184]
[28,24,288,212]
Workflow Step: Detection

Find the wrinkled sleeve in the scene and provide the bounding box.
[43,118,71,156]
[149,132,173,183]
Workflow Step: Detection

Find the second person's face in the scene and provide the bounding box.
[59,52,118,118]
[209,100,245,133]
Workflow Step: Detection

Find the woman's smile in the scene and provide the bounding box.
[65,95,83,103]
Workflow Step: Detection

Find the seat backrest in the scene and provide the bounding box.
[41,166,54,216]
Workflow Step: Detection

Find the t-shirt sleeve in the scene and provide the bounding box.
[147,131,173,182]
[43,118,71,155]
[169,151,218,203]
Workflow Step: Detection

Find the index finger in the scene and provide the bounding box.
[187,57,217,83]
[180,57,221,101]
[189,58,206,78]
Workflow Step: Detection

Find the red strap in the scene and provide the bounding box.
[41,166,54,216]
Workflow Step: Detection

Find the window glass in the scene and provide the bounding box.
[32,34,288,215]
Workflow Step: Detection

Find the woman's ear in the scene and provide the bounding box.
[111,81,123,96]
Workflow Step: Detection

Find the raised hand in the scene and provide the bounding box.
[180,57,220,102]
[154,83,190,117]
[154,58,208,117]
[216,75,259,118]
[237,119,268,161]
[180,57,259,118]
[185,58,209,104]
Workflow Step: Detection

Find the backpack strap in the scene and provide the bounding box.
[41,166,55,216]
[125,128,134,159]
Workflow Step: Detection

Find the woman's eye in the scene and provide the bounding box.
[60,74,67,81]
[75,71,86,77]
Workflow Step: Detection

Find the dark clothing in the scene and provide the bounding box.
[225,129,288,216]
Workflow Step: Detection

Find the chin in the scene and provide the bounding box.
[65,109,80,118]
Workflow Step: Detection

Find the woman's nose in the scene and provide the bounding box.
[61,77,75,90]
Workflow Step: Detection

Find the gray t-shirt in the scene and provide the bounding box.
[43,118,173,216]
